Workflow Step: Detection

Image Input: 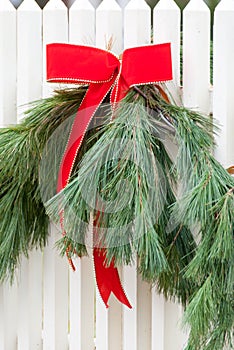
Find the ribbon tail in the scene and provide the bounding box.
[93,248,132,308]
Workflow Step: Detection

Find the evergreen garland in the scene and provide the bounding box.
[0,88,87,281]
[0,84,233,349]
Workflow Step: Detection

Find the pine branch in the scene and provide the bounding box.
[0,88,87,281]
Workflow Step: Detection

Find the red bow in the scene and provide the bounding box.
[47,43,172,308]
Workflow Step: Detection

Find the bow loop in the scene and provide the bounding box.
[47,43,120,84]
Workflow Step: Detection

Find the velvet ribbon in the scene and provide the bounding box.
[47,43,172,308]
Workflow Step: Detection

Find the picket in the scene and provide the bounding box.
[16,0,42,118]
[69,258,82,350]
[42,0,68,96]
[43,225,69,350]
[151,291,165,350]
[69,256,95,350]
[2,283,18,350]
[124,0,151,49]
[0,0,17,126]
[137,277,152,349]
[122,263,137,350]
[0,3,17,349]
[96,0,123,54]
[69,0,95,45]
[9,2,43,349]
[96,276,122,350]
[153,0,181,87]
[213,0,234,167]
[183,0,210,113]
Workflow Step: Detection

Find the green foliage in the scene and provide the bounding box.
[0,83,233,350]
[0,88,87,281]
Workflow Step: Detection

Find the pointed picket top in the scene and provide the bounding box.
[97,0,121,11]
[125,0,150,10]
[18,0,41,11]
[0,0,15,11]
[184,0,209,11]
[215,0,234,10]
[154,0,179,10]
[124,0,151,48]
[183,0,210,112]
[70,0,94,10]
[44,0,67,10]
[96,0,122,54]
[69,0,95,44]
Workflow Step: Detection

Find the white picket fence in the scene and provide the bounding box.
[0,0,234,349]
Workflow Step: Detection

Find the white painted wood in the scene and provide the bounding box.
[183,0,210,113]
[2,282,18,350]
[80,257,95,350]
[42,0,68,97]
[95,267,123,350]
[0,3,18,347]
[69,0,95,45]
[164,300,187,350]
[96,289,109,350]
[151,290,165,350]
[213,0,234,167]
[96,0,123,54]
[0,287,5,350]
[69,256,95,350]
[17,0,42,120]
[137,276,151,350]
[43,225,69,350]
[28,250,43,349]
[17,258,30,350]
[0,0,16,127]
[122,263,137,350]
[108,293,122,350]
[69,258,82,350]
[124,0,151,49]
[154,0,181,87]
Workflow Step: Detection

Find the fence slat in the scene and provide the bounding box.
[108,294,122,350]
[17,0,42,119]
[183,0,210,112]
[69,0,95,45]
[213,0,234,167]
[122,263,137,350]
[96,291,108,350]
[42,0,68,97]
[137,276,151,349]
[43,225,69,350]
[69,258,82,350]
[164,301,188,350]
[96,0,122,54]
[153,0,181,87]
[69,256,95,350]
[95,268,123,350]
[81,257,95,350]
[124,0,151,49]
[2,283,18,350]
[17,251,43,350]
[0,0,16,126]
[0,2,18,349]
[151,291,165,350]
